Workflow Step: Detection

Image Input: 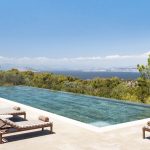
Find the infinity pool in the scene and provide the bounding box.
[0,86,150,127]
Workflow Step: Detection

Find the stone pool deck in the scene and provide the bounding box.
[0,98,150,150]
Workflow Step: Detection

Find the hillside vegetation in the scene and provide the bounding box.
[0,56,150,104]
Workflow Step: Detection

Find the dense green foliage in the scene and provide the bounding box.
[137,55,150,80]
[0,56,150,104]
[137,55,150,103]
[0,69,148,104]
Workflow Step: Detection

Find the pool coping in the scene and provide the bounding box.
[0,97,149,133]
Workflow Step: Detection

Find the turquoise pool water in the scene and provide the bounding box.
[0,86,150,127]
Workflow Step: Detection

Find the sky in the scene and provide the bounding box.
[0,0,150,70]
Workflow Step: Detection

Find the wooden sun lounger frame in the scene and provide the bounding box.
[0,119,53,144]
[0,111,26,119]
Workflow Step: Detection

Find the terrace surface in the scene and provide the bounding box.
[0,98,150,150]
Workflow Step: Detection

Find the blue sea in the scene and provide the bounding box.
[51,71,140,80]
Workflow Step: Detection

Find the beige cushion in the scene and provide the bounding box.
[13,106,21,111]
[39,116,49,122]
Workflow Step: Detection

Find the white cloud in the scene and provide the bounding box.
[0,51,149,70]
[104,51,150,60]
[105,55,120,59]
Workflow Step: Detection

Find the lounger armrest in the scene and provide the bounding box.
[38,116,49,122]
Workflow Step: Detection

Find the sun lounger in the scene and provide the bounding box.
[0,106,26,119]
[142,121,150,139]
[0,115,53,144]
[142,125,150,139]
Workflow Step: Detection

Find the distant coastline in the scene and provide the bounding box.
[50,71,140,80]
